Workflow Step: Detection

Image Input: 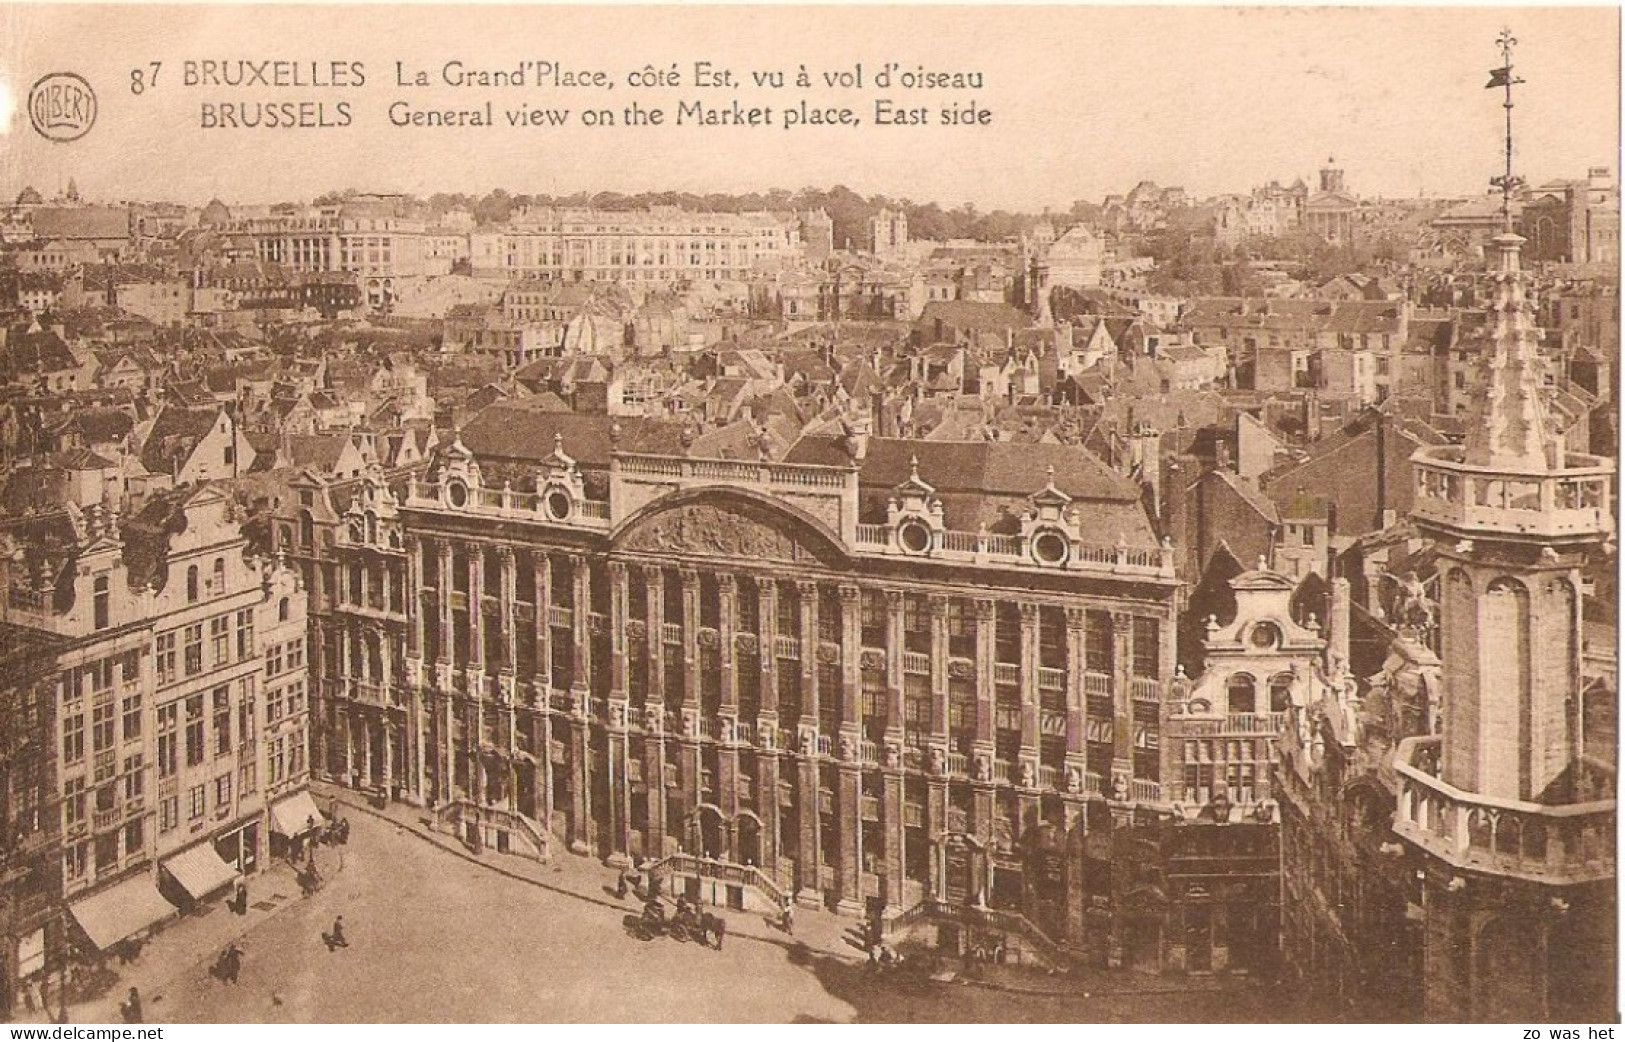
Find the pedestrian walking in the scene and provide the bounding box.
[324,915,349,951]
[781,897,795,936]
[615,869,629,900]
[119,987,142,1024]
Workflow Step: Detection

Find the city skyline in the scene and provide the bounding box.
[1,5,1617,212]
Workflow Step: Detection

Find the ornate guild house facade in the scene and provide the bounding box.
[283,407,1185,926]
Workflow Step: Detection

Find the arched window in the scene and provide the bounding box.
[213,557,225,593]
[1226,673,1257,715]
[278,597,290,623]
[186,565,199,603]
[93,575,110,631]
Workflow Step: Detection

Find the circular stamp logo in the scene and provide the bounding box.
[27,72,98,143]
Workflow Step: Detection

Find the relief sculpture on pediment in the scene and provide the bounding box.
[623,502,803,562]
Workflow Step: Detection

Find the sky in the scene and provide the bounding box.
[0,5,1618,212]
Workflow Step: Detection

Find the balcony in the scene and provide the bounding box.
[1410,446,1614,543]
[774,635,801,660]
[1083,672,1112,697]
[1130,678,1163,703]
[858,740,880,765]
[407,479,613,533]
[860,796,881,821]
[901,651,931,676]
[546,605,573,629]
[946,753,969,777]
[1392,736,1615,885]
[1169,712,1286,736]
[1038,766,1060,790]
[1037,667,1066,691]
[661,622,682,645]
[993,662,1021,686]
[851,522,1177,581]
[1130,779,1166,804]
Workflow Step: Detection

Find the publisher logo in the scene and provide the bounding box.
[28,73,97,143]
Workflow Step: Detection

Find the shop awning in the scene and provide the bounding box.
[162,842,239,900]
[69,875,176,950]
[270,790,328,838]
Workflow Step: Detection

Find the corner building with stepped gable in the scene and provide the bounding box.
[280,405,1187,930]
[1277,224,1617,1021]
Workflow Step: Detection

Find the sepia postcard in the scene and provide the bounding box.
[0,3,1617,1026]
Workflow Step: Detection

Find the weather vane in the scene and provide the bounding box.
[1487,28,1526,231]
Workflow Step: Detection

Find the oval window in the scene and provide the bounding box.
[1032,529,1069,565]
[445,480,468,509]
[545,488,572,521]
[898,519,932,554]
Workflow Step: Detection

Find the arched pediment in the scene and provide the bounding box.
[612,487,849,567]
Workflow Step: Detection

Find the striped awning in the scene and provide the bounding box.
[270,790,327,838]
[69,875,176,950]
[162,841,239,900]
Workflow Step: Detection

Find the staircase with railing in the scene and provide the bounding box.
[641,852,788,910]
[883,898,1079,971]
[431,799,550,861]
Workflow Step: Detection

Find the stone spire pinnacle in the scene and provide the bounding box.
[1461,36,1560,475]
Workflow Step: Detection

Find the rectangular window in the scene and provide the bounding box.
[124,818,144,856]
[184,624,204,676]
[156,632,177,685]
[63,713,84,764]
[87,658,112,695]
[188,784,206,821]
[123,754,144,800]
[268,737,286,786]
[211,616,231,667]
[239,759,258,796]
[266,686,285,726]
[159,796,179,833]
[91,702,115,752]
[266,644,284,679]
[287,638,305,673]
[65,842,88,880]
[122,693,142,741]
[157,703,178,778]
[289,729,306,778]
[236,609,254,661]
[63,777,85,827]
[1132,618,1160,679]
[1085,611,1113,673]
[185,694,205,767]
[213,686,231,757]
[120,650,140,685]
[215,774,232,808]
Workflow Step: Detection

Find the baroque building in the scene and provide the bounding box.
[282,403,1188,931]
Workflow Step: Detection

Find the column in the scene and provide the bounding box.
[606,560,632,865]
[499,547,518,677]
[716,574,740,829]
[678,569,703,846]
[1017,602,1041,840]
[406,536,425,660]
[1063,607,1090,819]
[643,566,668,855]
[467,545,485,675]
[884,590,905,740]
[929,596,951,744]
[566,556,592,854]
[752,577,782,884]
[881,755,905,916]
[837,584,861,733]
[1111,611,1135,807]
[534,552,552,693]
[798,581,820,730]
[971,599,997,848]
[438,542,454,671]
